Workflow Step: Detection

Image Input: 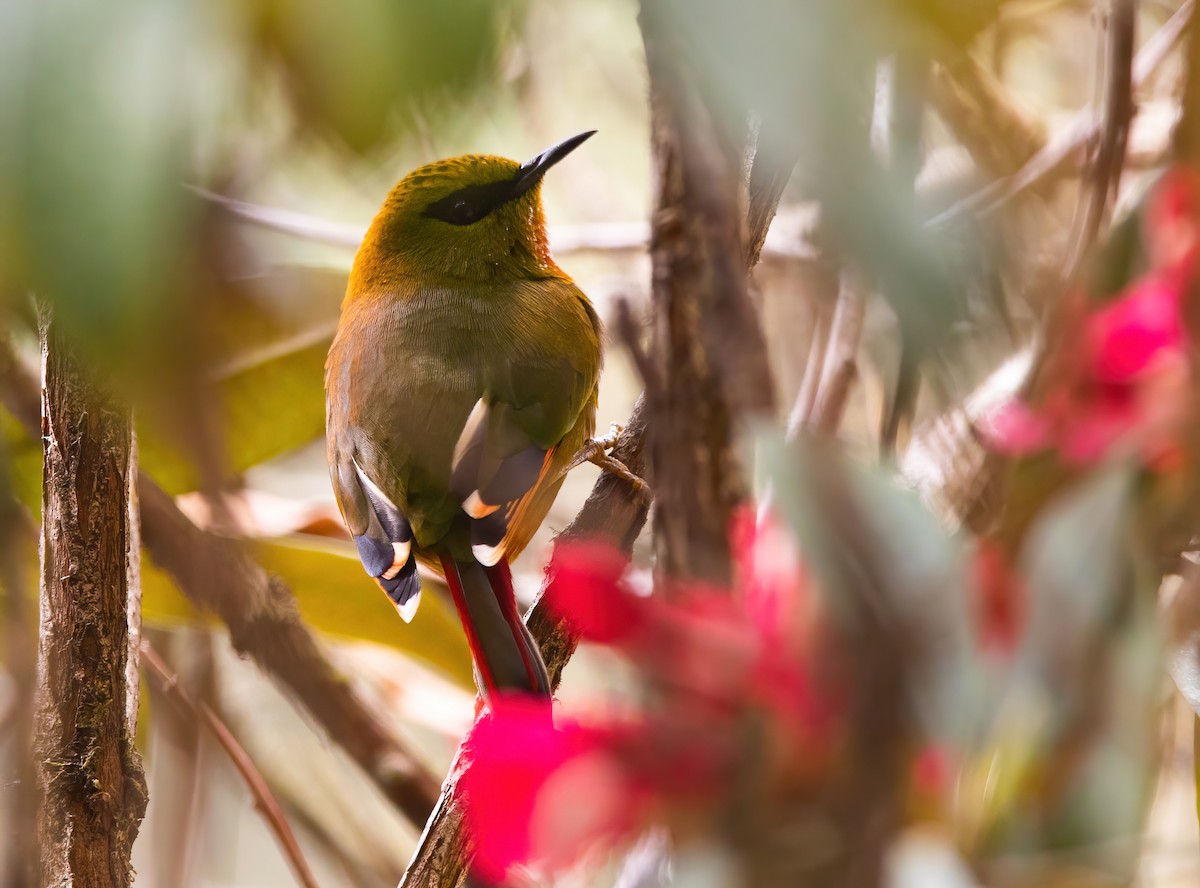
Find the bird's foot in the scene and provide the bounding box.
[563,422,623,472]
[561,423,651,497]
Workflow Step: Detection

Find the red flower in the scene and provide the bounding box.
[543,540,650,644]
[980,274,1190,467]
[980,167,1198,469]
[460,509,842,878]
[461,698,648,882]
[973,540,1024,655]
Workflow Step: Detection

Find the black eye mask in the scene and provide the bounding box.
[422,131,597,227]
[423,179,518,226]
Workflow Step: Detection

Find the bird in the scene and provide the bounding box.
[325,131,602,701]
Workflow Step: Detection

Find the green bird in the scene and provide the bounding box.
[325,132,602,700]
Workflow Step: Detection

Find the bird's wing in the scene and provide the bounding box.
[449,398,559,565]
[329,447,421,621]
[450,281,601,566]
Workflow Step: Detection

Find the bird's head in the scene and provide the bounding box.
[352,130,595,289]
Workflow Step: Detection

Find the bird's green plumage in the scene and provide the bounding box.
[325,150,601,567]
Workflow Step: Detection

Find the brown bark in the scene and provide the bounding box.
[641,0,776,588]
[0,341,440,828]
[33,310,147,887]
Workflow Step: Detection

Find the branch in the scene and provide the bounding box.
[930,0,1194,228]
[141,641,320,888]
[0,342,440,828]
[1065,0,1137,274]
[745,118,801,268]
[33,306,147,887]
[642,0,778,586]
[928,52,1048,179]
[1175,0,1200,160]
[195,188,818,264]
[812,272,868,435]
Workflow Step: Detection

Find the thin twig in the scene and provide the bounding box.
[930,0,1194,229]
[1065,0,1137,275]
[787,304,832,436]
[1175,0,1200,159]
[745,118,801,268]
[928,52,1048,179]
[812,272,868,435]
[194,187,818,263]
[141,641,321,888]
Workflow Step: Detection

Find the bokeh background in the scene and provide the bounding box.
[3,0,1200,886]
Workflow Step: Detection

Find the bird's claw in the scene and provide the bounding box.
[559,423,651,497]
[563,422,624,474]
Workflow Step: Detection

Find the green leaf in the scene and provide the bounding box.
[136,264,346,493]
[244,0,514,152]
[974,466,1160,858]
[1018,466,1137,690]
[139,533,473,689]
[253,535,474,689]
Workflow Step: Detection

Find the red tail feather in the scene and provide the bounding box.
[439,554,500,695]
[484,560,541,693]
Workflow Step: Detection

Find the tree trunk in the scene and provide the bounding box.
[640,0,776,589]
[33,309,147,887]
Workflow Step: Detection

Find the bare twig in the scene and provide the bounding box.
[1175,0,1200,160]
[786,301,834,435]
[1065,0,1137,274]
[745,118,801,268]
[614,298,662,402]
[194,188,818,264]
[931,0,1194,228]
[141,642,320,888]
[0,341,440,827]
[812,273,868,435]
[928,52,1048,179]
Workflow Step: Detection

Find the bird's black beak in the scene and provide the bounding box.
[510,130,596,198]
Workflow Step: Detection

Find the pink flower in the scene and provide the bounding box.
[543,540,650,644]
[973,540,1024,655]
[978,399,1053,457]
[980,167,1199,469]
[1147,165,1200,276]
[461,698,648,882]
[1085,275,1186,383]
[980,274,1190,467]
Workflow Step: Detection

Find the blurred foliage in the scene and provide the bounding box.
[248,0,518,152]
[1,0,1199,884]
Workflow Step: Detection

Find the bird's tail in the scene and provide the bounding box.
[439,555,550,699]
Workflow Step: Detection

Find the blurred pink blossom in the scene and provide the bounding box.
[980,167,1199,468]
